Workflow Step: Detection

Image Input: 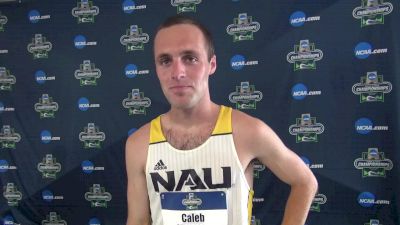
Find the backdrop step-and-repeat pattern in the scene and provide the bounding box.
[0,0,399,225]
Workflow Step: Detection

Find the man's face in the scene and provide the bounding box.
[154,24,216,109]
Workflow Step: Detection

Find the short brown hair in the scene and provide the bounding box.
[154,15,215,61]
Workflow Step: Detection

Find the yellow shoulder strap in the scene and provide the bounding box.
[247,189,254,225]
[212,105,232,135]
[149,116,166,144]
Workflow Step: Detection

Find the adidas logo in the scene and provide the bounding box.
[154,160,167,170]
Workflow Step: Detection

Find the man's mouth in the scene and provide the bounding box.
[170,85,191,90]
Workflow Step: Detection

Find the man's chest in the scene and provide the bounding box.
[164,125,213,150]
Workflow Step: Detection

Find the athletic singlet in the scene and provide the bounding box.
[145,106,254,225]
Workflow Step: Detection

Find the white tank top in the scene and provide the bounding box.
[145,106,253,225]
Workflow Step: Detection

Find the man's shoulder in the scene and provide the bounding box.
[231,109,272,142]
[125,121,153,170]
[126,122,151,150]
[231,108,265,129]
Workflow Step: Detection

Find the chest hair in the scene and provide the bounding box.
[164,125,214,150]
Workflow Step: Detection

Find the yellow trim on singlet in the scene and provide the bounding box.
[212,105,232,135]
[149,105,232,144]
[149,116,167,144]
[248,189,254,225]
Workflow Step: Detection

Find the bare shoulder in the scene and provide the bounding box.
[231,109,271,140]
[126,122,150,149]
[231,109,287,159]
[125,122,151,171]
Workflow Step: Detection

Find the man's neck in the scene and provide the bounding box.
[165,102,220,128]
[161,102,221,150]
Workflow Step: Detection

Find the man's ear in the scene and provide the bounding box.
[209,55,217,75]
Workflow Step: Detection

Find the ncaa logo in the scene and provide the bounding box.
[354,42,372,59]
[82,160,104,174]
[35,70,46,84]
[125,64,138,78]
[358,192,375,207]
[355,117,388,134]
[78,97,90,111]
[292,84,321,100]
[74,35,96,49]
[289,11,320,27]
[78,97,100,111]
[354,42,387,59]
[355,118,373,134]
[42,189,54,202]
[230,54,258,71]
[28,10,50,23]
[28,10,41,23]
[124,64,150,78]
[292,83,307,100]
[41,130,52,144]
[74,35,87,49]
[35,70,55,84]
[82,160,94,174]
[122,0,146,14]
[289,11,306,27]
[123,0,136,13]
[231,55,246,70]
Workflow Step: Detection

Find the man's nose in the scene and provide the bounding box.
[171,60,185,80]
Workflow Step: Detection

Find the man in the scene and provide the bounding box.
[125,15,318,225]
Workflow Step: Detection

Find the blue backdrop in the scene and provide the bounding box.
[0,0,399,225]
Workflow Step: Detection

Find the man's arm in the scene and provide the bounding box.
[233,110,318,225]
[125,124,151,225]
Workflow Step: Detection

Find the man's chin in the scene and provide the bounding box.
[170,102,194,110]
[168,99,197,110]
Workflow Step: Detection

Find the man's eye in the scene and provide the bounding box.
[159,58,171,65]
[184,56,198,63]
